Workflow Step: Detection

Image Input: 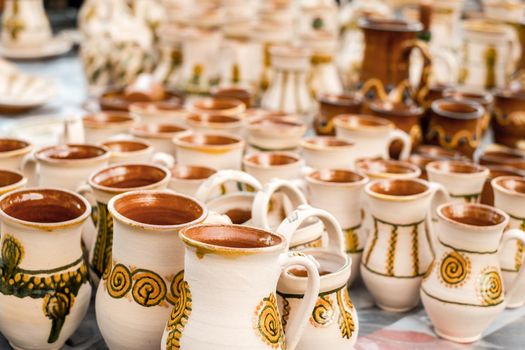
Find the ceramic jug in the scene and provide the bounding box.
[492,176,525,308]
[96,190,230,350]
[1,0,52,49]
[421,203,525,343]
[0,189,91,350]
[160,223,321,350]
[361,178,449,312]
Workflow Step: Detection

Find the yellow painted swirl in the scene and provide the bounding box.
[107,264,132,299]
[254,293,284,348]
[310,295,335,327]
[478,268,503,306]
[439,251,470,286]
[131,270,166,307]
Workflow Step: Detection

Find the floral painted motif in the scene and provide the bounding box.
[165,271,192,350]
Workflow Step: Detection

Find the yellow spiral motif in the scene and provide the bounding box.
[1,234,24,271]
[310,295,335,328]
[477,268,503,306]
[439,251,470,287]
[107,264,132,299]
[166,271,192,350]
[131,270,166,307]
[254,293,284,349]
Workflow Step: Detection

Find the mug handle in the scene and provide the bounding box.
[277,204,345,255]
[279,252,320,350]
[252,179,308,231]
[195,170,262,203]
[399,39,432,94]
[152,152,175,168]
[499,228,525,301]
[386,129,412,160]
[425,182,451,256]
[204,211,232,225]
[21,153,38,186]
[76,183,98,227]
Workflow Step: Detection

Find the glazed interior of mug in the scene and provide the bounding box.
[357,159,418,175]
[92,164,167,189]
[0,139,29,153]
[319,93,361,106]
[187,114,241,125]
[192,97,244,111]
[494,177,525,195]
[335,114,392,129]
[428,160,486,174]
[170,165,216,180]
[182,224,282,249]
[132,123,187,136]
[1,189,87,223]
[130,100,183,113]
[415,145,465,159]
[245,152,299,167]
[0,170,23,187]
[114,192,203,226]
[38,144,107,160]
[287,250,347,277]
[102,140,149,152]
[440,203,506,227]
[481,149,525,162]
[83,112,134,125]
[224,208,253,225]
[370,179,428,196]
[178,133,240,146]
[304,137,353,148]
[310,169,364,183]
[487,166,524,180]
[438,101,478,114]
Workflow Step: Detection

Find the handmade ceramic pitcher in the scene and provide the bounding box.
[361,178,449,311]
[0,138,32,171]
[160,223,320,350]
[276,205,359,350]
[0,188,91,350]
[492,176,525,308]
[421,203,525,343]
[96,190,230,350]
[1,0,52,49]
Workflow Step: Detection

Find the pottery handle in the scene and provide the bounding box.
[400,40,432,94]
[386,129,412,160]
[426,182,451,256]
[277,205,345,255]
[280,253,321,350]
[195,169,262,203]
[499,228,525,300]
[76,183,98,227]
[204,211,232,225]
[252,179,308,231]
[20,153,38,187]
[152,152,175,169]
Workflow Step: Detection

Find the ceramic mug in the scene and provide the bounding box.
[421,203,525,343]
[96,190,230,350]
[304,169,368,285]
[299,136,356,170]
[491,86,525,149]
[314,93,363,136]
[480,165,525,206]
[101,139,174,167]
[355,159,421,180]
[185,114,244,137]
[492,176,525,308]
[408,145,468,179]
[161,223,320,350]
[246,116,307,153]
[334,114,412,161]
[0,169,27,195]
[187,97,246,117]
[79,164,170,283]
[0,188,91,350]
[243,152,304,185]
[0,138,32,171]
[168,164,217,197]
[174,132,245,170]
[361,178,449,312]
[130,123,188,155]
[129,101,187,125]
[83,112,137,144]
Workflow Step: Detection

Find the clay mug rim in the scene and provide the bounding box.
[426,160,489,177]
[437,202,508,230]
[35,144,110,165]
[491,176,525,198]
[0,138,32,157]
[306,169,368,187]
[243,151,303,169]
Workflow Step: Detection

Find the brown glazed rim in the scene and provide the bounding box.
[185,114,243,128]
[431,99,484,120]
[0,138,32,157]
[333,114,394,131]
[300,136,354,150]
[35,144,109,165]
[318,93,362,106]
[179,224,285,256]
[356,159,421,176]
[89,163,170,193]
[131,123,188,139]
[480,149,525,164]
[307,169,368,187]
[426,160,489,176]
[486,165,525,179]
[190,97,245,113]
[101,140,152,153]
[414,145,466,160]
[442,87,494,106]
[367,101,425,117]
[365,178,431,201]
[492,176,525,198]
[108,190,207,231]
[82,112,136,128]
[0,188,90,229]
[129,100,184,113]
[170,165,217,181]
[283,248,350,283]
[358,17,423,32]
[0,170,26,191]
[243,151,302,168]
[437,202,508,230]
[174,132,244,150]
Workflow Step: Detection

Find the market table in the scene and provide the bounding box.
[0,53,524,350]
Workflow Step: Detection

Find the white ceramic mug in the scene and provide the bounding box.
[243,151,304,185]
[0,138,32,171]
[0,169,27,195]
[83,112,137,145]
[130,122,188,155]
[299,136,356,170]
[168,164,217,197]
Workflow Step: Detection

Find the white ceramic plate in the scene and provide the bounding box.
[0,37,72,60]
[0,72,56,114]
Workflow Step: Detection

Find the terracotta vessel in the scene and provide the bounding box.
[442,87,494,135]
[315,93,363,136]
[492,87,525,149]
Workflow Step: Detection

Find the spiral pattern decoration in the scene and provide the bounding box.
[107,264,132,299]
[254,293,284,348]
[310,295,335,328]
[166,271,192,350]
[132,269,166,307]
[439,251,470,287]
[477,268,503,306]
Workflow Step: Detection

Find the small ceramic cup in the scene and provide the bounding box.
[299,136,356,170]
[184,114,244,137]
[168,164,217,197]
[0,188,91,350]
[480,165,525,206]
[101,139,154,164]
[187,97,246,117]
[334,114,412,161]
[492,176,525,308]
[243,152,304,185]
[442,87,493,135]
[479,146,525,171]
[355,159,421,180]
[0,169,27,195]
[426,160,490,204]
[173,132,245,170]
[129,100,187,124]
[408,145,468,179]
[0,138,32,171]
[211,86,254,108]
[82,112,137,144]
[315,93,363,136]
[246,116,307,153]
[130,123,188,155]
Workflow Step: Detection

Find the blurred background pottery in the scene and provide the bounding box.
[315,93,363,136]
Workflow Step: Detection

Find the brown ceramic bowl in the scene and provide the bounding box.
[492,88,525,148]
[315,93,363,135]
[480,165,525,205]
